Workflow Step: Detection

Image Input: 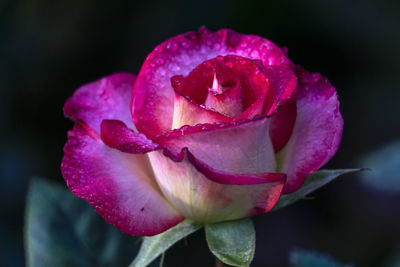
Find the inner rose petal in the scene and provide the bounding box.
[170,55,274,129]
[204,73,243,117]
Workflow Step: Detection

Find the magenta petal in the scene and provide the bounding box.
[264,65,298,114]
[64,73,136,134]
[101,119,159,153]
[62,122,184,236]
[157,117,278,174]
[131,27,292,137]
[269,98,297,152]
[277,68,343,193]
[185,148,285,185]
[148,148,285,223]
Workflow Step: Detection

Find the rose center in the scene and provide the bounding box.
[171,55,272,119]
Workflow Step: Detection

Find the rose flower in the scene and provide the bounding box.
[62,27,343,236]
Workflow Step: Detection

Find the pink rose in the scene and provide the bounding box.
[62,27,343,236]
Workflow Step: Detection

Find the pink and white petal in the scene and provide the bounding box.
[64,73,136,134]
[184,148,285,185]
[148,149,285,223]
[276,68,343,194]
[131,27,292,137]
[101,119,159,153]
[156,117,277,174]
[61,122,183,236]
[172,92,231,129]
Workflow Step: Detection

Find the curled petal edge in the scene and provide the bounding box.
[100,119,286,186]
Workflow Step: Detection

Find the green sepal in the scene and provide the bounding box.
[130,219,202,267]
[205,218,255,267]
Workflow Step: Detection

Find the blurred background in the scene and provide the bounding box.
[1,0,400,266]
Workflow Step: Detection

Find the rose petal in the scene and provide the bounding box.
[148,148,285,223]
[276,68,343,193]
[61,121,184,236]
[204,76,243,118]
[185,148,285,185]
[131,27,291,137]
[269,98,297,152]
[264,65,298,114]
[98,117,285,222]
[156,117,277,174]
[172,91,231,129]
[100,119,159,153]
[64,73,136,134]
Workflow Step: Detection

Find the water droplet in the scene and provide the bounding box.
[147,53,155,60]
[156,68,167,77]
[251,50,259,58]
[167,40,178,51]
[182,41,190,48]
[73,188,81,194]
[169,63,181,72]
[155,46,163,53]
[156,58,165,65]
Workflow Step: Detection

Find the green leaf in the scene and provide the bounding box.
[289,249,354,267]
[273,169,362,211]
[205,218,255,267]
[25,178,141,267]
[130,219,202,267]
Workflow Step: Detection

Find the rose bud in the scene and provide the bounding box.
[62,27,343,236]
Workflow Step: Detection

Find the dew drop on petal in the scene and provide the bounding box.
[167,40,178,51]
[155,46,163,53]
[169,63,181,72]
[156,58,165,65]
[182,41,190,48]
[251,50,259,58]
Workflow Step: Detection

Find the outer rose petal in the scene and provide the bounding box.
[277,68,343,193]
[148,149,285,223]
[64,73,136,134]
[156,117,277,174]
[131,27,291,137]
[101,119,159,153]
[61,122,184,236]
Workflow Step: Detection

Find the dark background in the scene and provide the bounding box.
[1,0,400,266]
